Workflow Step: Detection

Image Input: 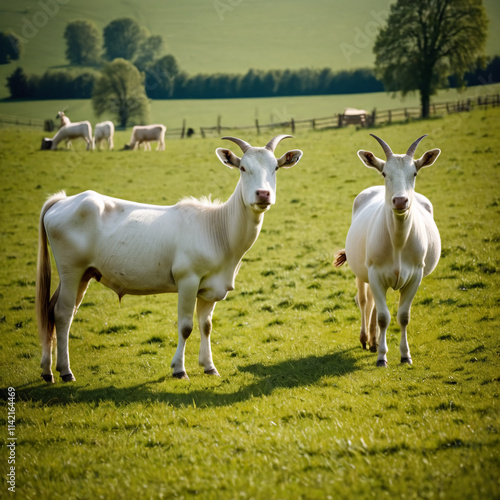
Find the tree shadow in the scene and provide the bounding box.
[6,348,361,409]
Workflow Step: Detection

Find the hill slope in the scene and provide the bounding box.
[0,0,498,100]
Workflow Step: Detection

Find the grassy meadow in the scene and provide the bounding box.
[2,83,500,133]
[0,107,499,498]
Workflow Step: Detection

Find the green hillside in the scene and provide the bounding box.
[0,0,498,100]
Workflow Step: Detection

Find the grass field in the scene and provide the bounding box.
[1,83,500,133]
[0,0,499,100]
[0,107,499,498]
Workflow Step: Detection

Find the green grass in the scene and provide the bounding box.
[1,83,500,132]
[0,107,499,499]
[0,0,499,99]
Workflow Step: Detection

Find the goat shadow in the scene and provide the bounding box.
[7,348,361,409]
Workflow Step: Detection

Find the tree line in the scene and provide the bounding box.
[1,1,493,126]
[7,56,499,102]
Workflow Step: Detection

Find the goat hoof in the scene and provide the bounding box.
[61,373,76,382]
[376,360,388,368]
[204,368,220,376]
[41,374,55,383]
[400,357,413,366]
[369,345,378,353]
[173,371,189,380]
[361,342,367,350]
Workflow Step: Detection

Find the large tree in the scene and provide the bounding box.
[92,58,149,128]
[374,0,488,118]
[102,18,145,62]
[0,31,23,64]
[63,20,100,65]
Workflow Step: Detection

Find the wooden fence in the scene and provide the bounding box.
[0,93,498,138]
[199,93,500,137]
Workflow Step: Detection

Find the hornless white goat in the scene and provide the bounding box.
[334,134,441,367]
[93,121,115,150]
[49,112,93,151]
[36,135,303,382]
[123,124,166,151]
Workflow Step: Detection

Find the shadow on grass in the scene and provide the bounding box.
[6,348,361,409]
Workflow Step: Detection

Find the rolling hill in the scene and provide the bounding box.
[0,0,499,101]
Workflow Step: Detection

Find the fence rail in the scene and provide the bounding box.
[0,93,498,138]
[199,93,500,137]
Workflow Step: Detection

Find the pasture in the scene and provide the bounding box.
[0,108,499,499]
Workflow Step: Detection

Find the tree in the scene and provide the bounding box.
[63,20,101,65]
[92,58,149,128]
[373,0,488,118]
[145,54,179,98]
[103,18,145,61]
[6,67,29,98]
[134,35,164,71]
[0,31,23,64]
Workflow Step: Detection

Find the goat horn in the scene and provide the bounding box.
[221,136,252,154]
[406,135,428,158]
[265,135,293,153]
[370,134,393,159]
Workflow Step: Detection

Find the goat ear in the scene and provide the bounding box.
[415,148,440,171]
[215,148,240,169]
[277,149,303,169]
[357,150,385,172]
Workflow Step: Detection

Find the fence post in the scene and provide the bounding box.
[291,118,295,134]
[255,118,260,135]
[388,110,392,125]
[200,127,205,139]
[312,119,316,130]
[337,114,343,128]
[217,115,221,135]
[181,119,186,139]
[371,109,376,127]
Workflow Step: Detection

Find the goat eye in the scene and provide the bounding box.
[240,166,246,172]
[381,172,386,178]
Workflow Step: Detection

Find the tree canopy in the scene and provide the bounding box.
[374,0,488,117]
[92,58,150,128]
[0,31,23,64]
[64,20,101,65]
[102,18,145,62]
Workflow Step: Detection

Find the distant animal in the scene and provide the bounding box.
[56,111,71,128]
[42,112,93,151]
[342,108,367,127]
[93,121,115,150]
[36,135,303,382]
[334,134,441,367]
[123,124,166,151]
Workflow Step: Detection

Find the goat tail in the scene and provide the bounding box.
[333,249,347,268]
[36,191,66,350]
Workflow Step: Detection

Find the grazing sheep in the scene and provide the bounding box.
[42,112,93,151]
[123,124,166,151]
[93,121,115,150]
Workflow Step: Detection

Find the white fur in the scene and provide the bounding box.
[125,124,166,151]
[36,137,302,382]
[51,111,93,151]
[337,136,441,366]
[93,121,115,150]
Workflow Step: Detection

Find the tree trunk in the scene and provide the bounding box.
[420,89,430,119]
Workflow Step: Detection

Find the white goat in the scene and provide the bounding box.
[47,112,93,151]
[36,135,303,382]
[334,134,441,367]
[123,124,166,151]
[57,111,71,128]
[93,121,115,150]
